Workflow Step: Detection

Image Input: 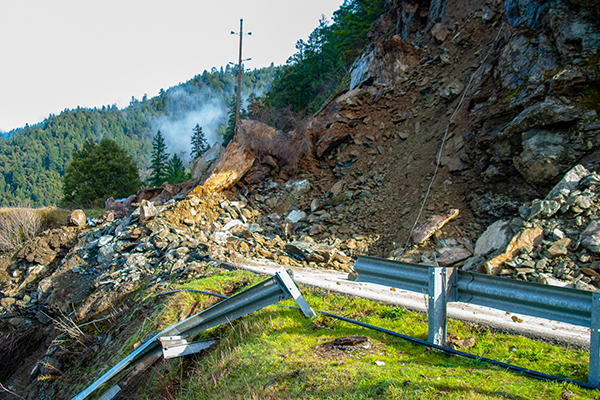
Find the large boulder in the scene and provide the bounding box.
[513,130,566,186]
[349,35,418,90]
[198,120,288,194]
[190,142,223,180]
[201,141,255,193]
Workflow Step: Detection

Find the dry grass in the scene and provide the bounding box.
[42,310,94,347]
[0,204,42,252]
[38,207,70,230]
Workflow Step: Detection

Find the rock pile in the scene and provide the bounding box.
[393,165,600,292]
[0,183,361,328]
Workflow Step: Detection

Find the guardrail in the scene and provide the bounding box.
[73,268,315,400]
[353,255,600,386]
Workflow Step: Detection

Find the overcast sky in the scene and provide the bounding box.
[0,0,344,133]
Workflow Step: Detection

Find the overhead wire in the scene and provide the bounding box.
[401,22,506,255]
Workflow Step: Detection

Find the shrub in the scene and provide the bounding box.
[0,205,42,252]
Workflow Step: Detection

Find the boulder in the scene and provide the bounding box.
[411,209,459,244]
[440,80,465,101]
[513,130,566,186]
[190,142,223,180]
[430,23,449,43]
[436,247,472,267]
[482,226,544,275]
[286,210,307,224]
[284,241,335,263]
[139,200,158,222]
[201,140,255,193]
[527,199,561,220]
[545,238,571,258]
[504,98,582,136]
[473,220,512,257]
[545,164,590,200]
[285,179,312,197]
[581,221,600,253]
[68,210,86,227]
[315,123,351,158]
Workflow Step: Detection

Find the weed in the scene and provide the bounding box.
[36,361,70,383]
[0,203,42,252]
[0,325,45,382]
[42,310,94,347]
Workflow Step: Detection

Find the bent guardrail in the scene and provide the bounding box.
[73,267,315,400]
[353,255,600,386]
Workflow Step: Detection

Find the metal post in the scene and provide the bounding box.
[428,266,448,345]
[589,293,600,386]
[235,18,243,134]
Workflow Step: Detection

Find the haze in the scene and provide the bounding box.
[0,0,344,133]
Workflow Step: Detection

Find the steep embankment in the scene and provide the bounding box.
[1,0,600,398]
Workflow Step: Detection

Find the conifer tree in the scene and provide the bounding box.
[150,130,169,187]
[190,124,209,160]
[166,153,187,184]
[62,139,142,207]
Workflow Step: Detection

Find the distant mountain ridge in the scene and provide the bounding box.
[0,64,278,207]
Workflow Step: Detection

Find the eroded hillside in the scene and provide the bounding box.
[1,0,600,398]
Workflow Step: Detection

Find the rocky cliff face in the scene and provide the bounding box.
[1,0,599,398]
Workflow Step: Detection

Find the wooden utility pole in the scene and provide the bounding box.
[235,19,243,133]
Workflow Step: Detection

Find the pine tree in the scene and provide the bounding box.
[190,124,209,160]
[166,153,187,184]
[150,130,169,187]
[222,96,238,146]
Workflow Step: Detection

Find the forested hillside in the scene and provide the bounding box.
[1,0,389,208]
[0,64,277,207]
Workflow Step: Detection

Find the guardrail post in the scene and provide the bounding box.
[428,266,447,345]
[590,293,600,386]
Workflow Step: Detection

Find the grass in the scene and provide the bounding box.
[0,205,106,253]
[90,270,600,400]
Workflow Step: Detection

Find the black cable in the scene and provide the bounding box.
[147,288,229,300]
[150,288,599,390]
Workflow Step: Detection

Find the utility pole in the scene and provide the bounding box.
[236,19,243,133]
[231,19,251,134]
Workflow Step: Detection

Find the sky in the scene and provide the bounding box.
[0,0,345,133]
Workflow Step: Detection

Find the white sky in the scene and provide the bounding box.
[0,0,344,133]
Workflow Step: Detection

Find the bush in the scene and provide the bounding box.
[0,205,42,252]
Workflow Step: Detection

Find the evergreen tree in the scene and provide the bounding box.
[62,139,142,207]
[222,96,238,146]
[150,130,169,187]
[190,124,209,159]
[166,154,187,184]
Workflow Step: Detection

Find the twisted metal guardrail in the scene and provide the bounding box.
[73,267,315,400]
[353,255,600,386]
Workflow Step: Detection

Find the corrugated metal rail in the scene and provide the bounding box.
[353,255,600,386]
[72,267,315,400]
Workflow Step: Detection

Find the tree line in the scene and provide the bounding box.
[1,0,388,208]
[0,65,277,207]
